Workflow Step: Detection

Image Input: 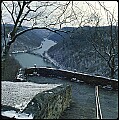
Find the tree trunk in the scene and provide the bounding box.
[2,44,10,60]
[111,67,114,79]
[110,56,115,79]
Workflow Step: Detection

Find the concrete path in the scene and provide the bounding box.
[26,76,118,119]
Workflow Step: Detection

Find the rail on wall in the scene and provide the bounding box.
[18,67,118,90]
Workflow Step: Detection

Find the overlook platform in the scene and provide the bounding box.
[26,76,118,119]
[1,67,118,119]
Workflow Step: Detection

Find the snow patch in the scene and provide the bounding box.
[15,101,28,111]
[2,110,33,119]
[102,85,113,90]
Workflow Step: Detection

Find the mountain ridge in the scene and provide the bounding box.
[47,26,118,79]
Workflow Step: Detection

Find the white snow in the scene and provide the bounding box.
[102,85,113,90]
[76,79,84,83]
[44,91,53,94]
[31,102,34,105]
[1,81,61,110]
[2,81,62,119]
[71,78,77,81]
[2,110,33,119]
[15,101,28,111]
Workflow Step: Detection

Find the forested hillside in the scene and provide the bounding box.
[1,24,52,52]
[48,26,118,79]
[48,27,75,42]
[1,24,51,80]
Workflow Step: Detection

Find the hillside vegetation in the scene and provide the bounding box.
[1,55,21,81]
[48,26,118,79]
[1,24,54,53]
[1,24,51,80]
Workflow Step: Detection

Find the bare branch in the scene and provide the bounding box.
[98,1,117,23]
[55,1,71,26]
[10,1,27,39]
[90,40,108,62]
[7,27,70,46]
[2,2,16,24]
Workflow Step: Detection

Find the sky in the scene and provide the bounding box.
[1,1,118,28]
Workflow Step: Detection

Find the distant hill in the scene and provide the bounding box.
[11,29,44,52]
[1,24,54,52]
[48,27,76,42]
[47,26,118,79]
[34,28,57,39]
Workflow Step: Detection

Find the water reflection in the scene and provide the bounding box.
[13,38,56,68]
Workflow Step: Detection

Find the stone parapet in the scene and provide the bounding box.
[24,67,118,90]
[22,84,72,119]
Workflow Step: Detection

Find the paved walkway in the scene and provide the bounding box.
[26,76,118,119]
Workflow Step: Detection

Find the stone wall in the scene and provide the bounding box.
[22,84,72,119]
[24,67,118,90]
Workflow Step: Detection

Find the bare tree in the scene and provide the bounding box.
[88,2,118,79]
[1,1,70,58]
[1,1,118,79]
[1,1,100,58]
[1,19,7,53]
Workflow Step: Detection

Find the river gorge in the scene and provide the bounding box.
[12,38,57,68]
[2,38,118,119]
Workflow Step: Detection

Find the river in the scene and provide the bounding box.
[12,38,118,119]
[13,38,57,68]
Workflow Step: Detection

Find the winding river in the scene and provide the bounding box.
[12,38,118,119]
[13,38,56,68]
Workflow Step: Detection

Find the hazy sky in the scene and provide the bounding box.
[1,1,118,28]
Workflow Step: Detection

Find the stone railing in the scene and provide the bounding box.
[22,84,72,119]
[23,67,118,90]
